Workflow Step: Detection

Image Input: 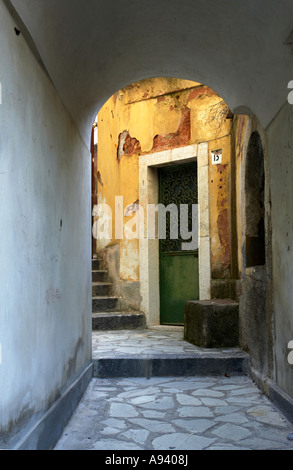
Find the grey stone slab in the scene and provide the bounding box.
[242,420,264,431]
[115,386,137,392]
[214,384,246,391]
[178,406,214,418]
[208,444,251,450]
[138,396,174,410]
[129,418,175,434]
[90,391,110,398]
[67,403,104,418]
[247,405,290,427]
[258,428,293,445]
[213,405,242,415]
[93,386,118,391]
[93,439,143,450]
[101,426,121,435]
[130,395,156,405]
[176,394,202,406]
[162,388,183,393]
[109,403,139,418]
[155,347,190,353]
[201,397,228,407]
[55,438,94,450]
[118,377,156,385]
[152,433,216,450]
[192,389,225,397]
[123,429,150,445]
[214,412,249,424]
[211,423,252,441]
[226,396,262,405]
[236,437,287,450]
[173,419,215,433]
[162,381,207,390]
[141,410,166,419]
[228,386,261,395]
[118,387,160,399]
[101,418,127,430]
[186,381,215,388]
[113,347,150,354]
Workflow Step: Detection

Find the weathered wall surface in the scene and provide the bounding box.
[0,3,92,448]
[94,77,234,310]
[267,102,293,399]
[233,114,274,386]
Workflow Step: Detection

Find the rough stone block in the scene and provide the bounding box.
[184,299,239,348]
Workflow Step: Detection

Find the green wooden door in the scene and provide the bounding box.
[159,163,199,324]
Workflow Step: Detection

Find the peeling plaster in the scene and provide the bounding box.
[152,107,191,152]
[117,130,141,161]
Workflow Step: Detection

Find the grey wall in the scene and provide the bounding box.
[267,102,293,399]
[0,2,92,448]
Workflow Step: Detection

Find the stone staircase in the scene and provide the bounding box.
[92,258,146,330]
[91,259,250,379]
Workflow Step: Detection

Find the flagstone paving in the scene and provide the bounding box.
[91,328,244,358]
[55,375,293,450]
[55,328,293,450]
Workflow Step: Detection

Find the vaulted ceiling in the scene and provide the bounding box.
[7,0,293,142]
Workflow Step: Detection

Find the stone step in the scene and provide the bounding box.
[92,329,250,379]
[93,349,250,378]
[92,282,112,296]
[92,270,108,282]
[92,312,146,331]
[92,296,119,312]
[92,258,103,270]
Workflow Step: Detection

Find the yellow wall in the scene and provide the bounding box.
[94,77,233,282]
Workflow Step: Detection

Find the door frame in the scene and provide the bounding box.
[139,143,211,326]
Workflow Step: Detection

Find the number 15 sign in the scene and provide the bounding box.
[211,149,222,165]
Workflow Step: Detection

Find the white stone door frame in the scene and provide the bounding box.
[139,143,211,326]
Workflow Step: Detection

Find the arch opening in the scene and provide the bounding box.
[245,131,266,268]
[90,76,240,329]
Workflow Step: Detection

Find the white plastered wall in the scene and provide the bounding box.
[0,2,92,446]
[139,143,211,326]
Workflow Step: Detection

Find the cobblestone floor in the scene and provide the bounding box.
[55,375,293,450]
[55,328,293,450]
[91,327,246,359]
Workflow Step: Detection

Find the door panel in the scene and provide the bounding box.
[159,162,199,325]
[160,251,199,324]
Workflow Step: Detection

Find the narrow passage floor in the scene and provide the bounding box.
[55,328,293,450]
